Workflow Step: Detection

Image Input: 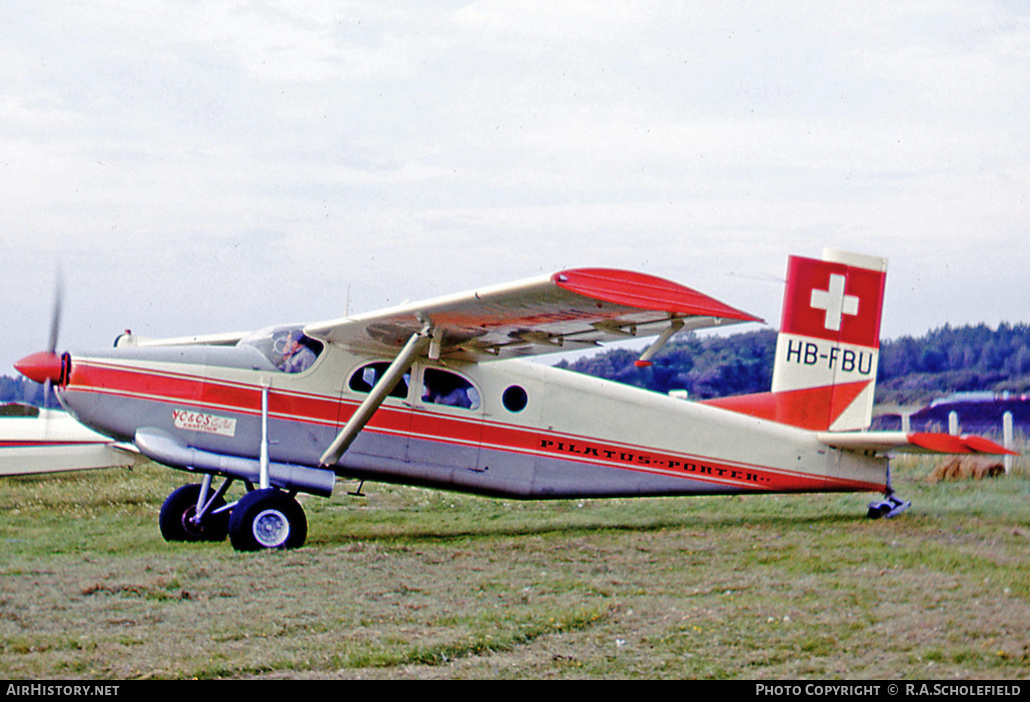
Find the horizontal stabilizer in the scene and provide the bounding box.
[817,431,1017,456]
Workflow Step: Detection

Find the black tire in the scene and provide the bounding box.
[159,484,230,542]
[228,488,307,551]
[866,502,891,520]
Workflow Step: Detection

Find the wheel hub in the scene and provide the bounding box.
[181,506,206,538]
[252,508,290,548]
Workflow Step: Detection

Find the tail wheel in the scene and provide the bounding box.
[159,484,230,542]
[228,488,307,551]
[867,502,891,519]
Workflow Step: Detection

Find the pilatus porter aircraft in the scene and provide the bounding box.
[10,249,1014,551]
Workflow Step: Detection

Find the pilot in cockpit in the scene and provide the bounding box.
[277,330,317,373]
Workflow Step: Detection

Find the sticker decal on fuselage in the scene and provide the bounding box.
[173,409,237,438]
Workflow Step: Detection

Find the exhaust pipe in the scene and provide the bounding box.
[135,428,336,497]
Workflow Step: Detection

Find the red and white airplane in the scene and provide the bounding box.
[10,249,1014,551]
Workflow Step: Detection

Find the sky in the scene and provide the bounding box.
[2,1,1028,374]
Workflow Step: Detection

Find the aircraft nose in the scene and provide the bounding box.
[14,351,66,385]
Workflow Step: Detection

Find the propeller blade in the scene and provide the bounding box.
[14,266,68,390]
[47,267,64,354]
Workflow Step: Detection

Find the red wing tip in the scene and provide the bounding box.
[552,268,761,322]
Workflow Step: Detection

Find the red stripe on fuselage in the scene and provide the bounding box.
[0,440,110,447]
[68,361,341,426]
[66,360,882,493]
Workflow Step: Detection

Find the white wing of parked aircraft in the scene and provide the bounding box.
[0,404,137,477]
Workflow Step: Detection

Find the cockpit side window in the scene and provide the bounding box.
[348,362,410,399]
[238,326,324,373]
[421,368,480,410]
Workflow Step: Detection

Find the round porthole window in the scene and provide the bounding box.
[502,385,529,413]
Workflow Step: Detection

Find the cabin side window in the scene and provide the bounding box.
[421,368,480,410]
[502,385,529,413]
[348,362,410,399]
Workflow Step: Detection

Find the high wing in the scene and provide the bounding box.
[303,268,762,362]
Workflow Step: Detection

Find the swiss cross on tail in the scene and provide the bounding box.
[780,252,886,348]
[770,250,888,431]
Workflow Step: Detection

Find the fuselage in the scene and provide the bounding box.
[56,332,890,500]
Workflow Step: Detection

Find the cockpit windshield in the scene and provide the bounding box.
[237,325,324,373]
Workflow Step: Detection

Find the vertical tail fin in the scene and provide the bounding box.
[772,249,887,431]
[703,249,887,432]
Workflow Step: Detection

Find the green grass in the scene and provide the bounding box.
[0,455,1028,679]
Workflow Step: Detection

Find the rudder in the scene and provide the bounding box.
[771,249,887,431]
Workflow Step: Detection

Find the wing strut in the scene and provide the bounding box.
[319,326,432,469]
[634,319,685,368]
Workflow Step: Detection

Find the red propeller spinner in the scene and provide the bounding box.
[14,351,67,385]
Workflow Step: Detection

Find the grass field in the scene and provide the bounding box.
[1,454,1028,680]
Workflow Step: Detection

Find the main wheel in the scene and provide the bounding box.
[228,488,307,551]
[159,484,230,542]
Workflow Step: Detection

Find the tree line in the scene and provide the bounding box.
[0,375,51,407]
[877,323,1030,404]
[555,322,1030,406]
